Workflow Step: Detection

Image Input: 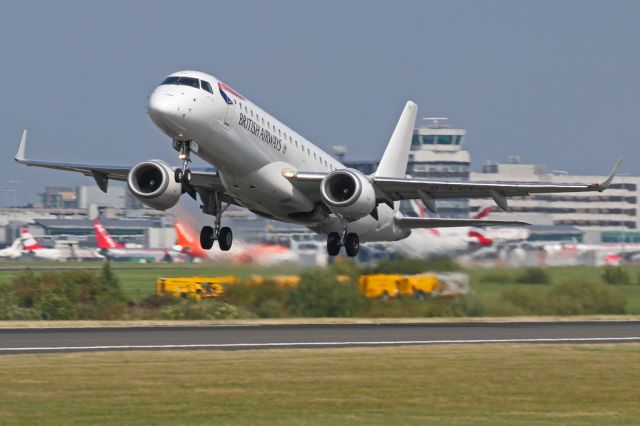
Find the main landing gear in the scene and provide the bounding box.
[327,220,360,258]
[174,140,193,184]
[199,192,233,251]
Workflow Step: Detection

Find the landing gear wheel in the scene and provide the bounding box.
[218,227,233,251]
[200,226,214,250]
[345,233,360,257]
[327,232,341,256]
[174,169,184,183]
[183,169,192,184]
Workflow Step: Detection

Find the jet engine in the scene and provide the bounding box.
[320,168,376,220]
[127,160,182,210]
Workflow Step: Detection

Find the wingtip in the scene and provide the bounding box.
[597,156,623,191]
[14,130,27,162]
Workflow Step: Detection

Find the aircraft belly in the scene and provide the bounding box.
[221,160,314,217]
[310,205,408,242]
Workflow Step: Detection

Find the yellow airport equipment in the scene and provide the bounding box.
[358,274,401,299]
[247,275,301,287]
[336,274,352,284]
[156,276,226,300]
[397,274,440,298]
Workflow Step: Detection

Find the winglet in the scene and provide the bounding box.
[596,156,623,191]
[14,130,27,163]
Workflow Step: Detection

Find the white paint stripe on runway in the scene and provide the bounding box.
[1,336,640,352]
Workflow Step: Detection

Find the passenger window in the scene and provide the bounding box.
[201,81,214,94]
[295,140,298,147]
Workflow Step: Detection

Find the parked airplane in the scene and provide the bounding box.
[19,229,65,261]
[14,70,622,257]
[92,220,173,262]
[174,220,210,259]
[386,202,497,258]
[175,219,298,264]
[0,236,23,259]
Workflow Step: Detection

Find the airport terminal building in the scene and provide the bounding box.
[345,118,640,244]
[469,158,640,243]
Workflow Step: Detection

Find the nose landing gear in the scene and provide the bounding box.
[173,140,192,184]
[199,192,233,251]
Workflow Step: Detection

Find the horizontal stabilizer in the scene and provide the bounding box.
[395,216,529,229]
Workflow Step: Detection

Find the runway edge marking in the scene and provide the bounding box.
[2,336,640,352]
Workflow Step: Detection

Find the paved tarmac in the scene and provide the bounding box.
[1,321,639,353]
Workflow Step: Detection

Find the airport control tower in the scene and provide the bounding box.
[343,117,471,218]
[407,118,470,218]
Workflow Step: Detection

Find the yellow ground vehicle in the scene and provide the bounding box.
[397,274,440,299]
[156,276,227,300]
[358,274,401,299]
[247,275,301,287]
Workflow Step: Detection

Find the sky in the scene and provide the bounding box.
[1,0,638,207]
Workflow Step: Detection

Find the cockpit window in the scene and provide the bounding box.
[201,80,214,94]
[161,76,200,89]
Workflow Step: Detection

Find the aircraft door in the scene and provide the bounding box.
[223,99,236,127]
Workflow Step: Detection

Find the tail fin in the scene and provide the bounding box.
[174,221,209,259]
[473,207,491,220]
[19,229,44,250]
[374,101,418,178]
[468,230,493,246]
[175,221,195,247]
[92,220,125,249]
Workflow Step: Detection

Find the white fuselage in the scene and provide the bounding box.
[147,71,406,243]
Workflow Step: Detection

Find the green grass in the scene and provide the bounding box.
[0,262,306,300]
[2,262,640,313]
[1,345,639,425]
[469,265,640,314]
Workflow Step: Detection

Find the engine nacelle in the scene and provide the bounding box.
[127,160,182,210]
[320,168,376,220]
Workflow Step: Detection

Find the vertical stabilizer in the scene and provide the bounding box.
[93,220,125,249]
[374,101,418,178]
[19,229,44,250]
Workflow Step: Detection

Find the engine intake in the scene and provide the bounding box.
[127,160,182,210]
[320,168,376,220]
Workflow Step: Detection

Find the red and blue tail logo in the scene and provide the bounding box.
[218,82,244,105]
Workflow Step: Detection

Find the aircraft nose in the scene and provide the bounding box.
[147,88,186,138]
[148,89,177,122]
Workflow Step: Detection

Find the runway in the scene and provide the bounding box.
[1,321,639,353]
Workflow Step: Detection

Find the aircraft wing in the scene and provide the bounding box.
[394,217,529,229]
[288,157,622,212]
[14,130,226,194]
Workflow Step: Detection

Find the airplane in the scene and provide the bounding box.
[175,219,298,264]
[0,236,23,259]
[385,202,498,258]
[14,70,623,257]
[174,220,210,259]
[92,219,174,262]
[19,229,65,261]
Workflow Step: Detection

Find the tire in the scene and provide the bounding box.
[327,232,341,256]
[200,226,214,250]
[174,169,183,183]
[218,227,233,251]
[414,290,425,300]
[344,233,359,257]
[183,168,192,184]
